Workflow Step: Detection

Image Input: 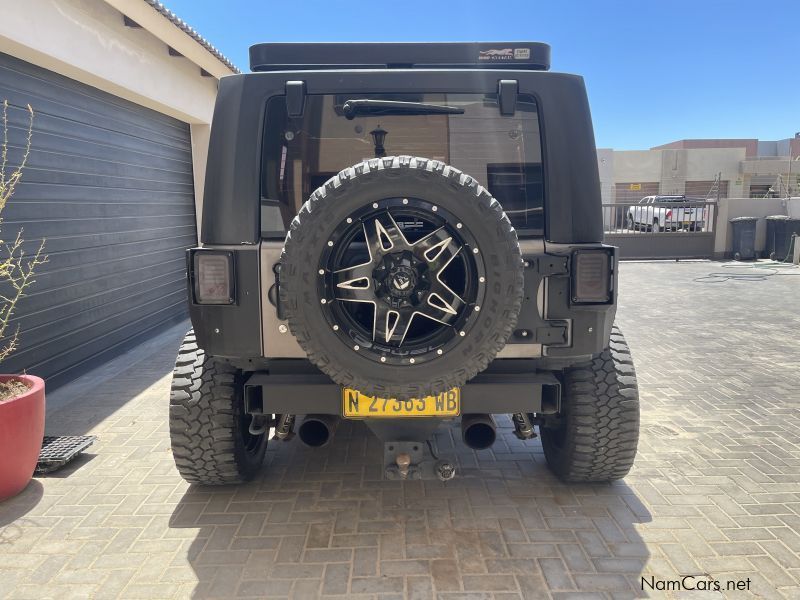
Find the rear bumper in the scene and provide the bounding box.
[243,360,561,417]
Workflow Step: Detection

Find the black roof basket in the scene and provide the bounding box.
[249,42,551,72]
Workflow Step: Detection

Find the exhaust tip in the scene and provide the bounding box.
[462,415,497,450]
[298,417,332,447]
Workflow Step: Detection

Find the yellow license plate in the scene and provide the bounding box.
[342,388,460,418]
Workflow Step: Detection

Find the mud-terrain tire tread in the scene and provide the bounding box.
[169,330,266,485]
[541,325,640,482]
[280,156,524,400]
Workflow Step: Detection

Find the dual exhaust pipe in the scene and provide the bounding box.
[297,413,497,451]
[461,414,497,450]
[297,414,338,447]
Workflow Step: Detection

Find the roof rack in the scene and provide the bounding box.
[249,42,551,72]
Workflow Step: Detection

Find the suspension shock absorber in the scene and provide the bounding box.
[274,414,296,441]
[512,412,537,440]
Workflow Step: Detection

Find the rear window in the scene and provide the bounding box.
[260,93,544,239]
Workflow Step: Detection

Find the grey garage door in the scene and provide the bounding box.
[0,52,195,387]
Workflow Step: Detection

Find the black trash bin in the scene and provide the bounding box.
[729,216,758,261]
[765,215,800,260]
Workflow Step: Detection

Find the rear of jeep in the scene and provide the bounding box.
[169,42,640,485]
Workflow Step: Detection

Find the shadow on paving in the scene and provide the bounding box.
[170,417,651,598]
[0,481,43,532]
[42,321,189,438]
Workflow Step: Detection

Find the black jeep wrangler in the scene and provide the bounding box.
[169,42,640,484]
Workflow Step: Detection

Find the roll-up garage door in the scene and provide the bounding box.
[0,52,196,387]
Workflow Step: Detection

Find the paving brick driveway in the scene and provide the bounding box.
[1,260,799,599]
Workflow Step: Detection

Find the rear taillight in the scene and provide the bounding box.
[193,251,235,304]
[666,209,673,219]
[571,249,613,304]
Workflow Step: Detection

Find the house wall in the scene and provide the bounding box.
[0,0,218,124]
[653,138,758,157]
[599,146,747,201]
[611,150,662,184]
[684,147,745,197]
[658,149,688,195]
[0,0,228,233]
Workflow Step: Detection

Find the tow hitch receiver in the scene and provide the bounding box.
[384,441,456,481]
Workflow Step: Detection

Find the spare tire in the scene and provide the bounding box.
[280,156,523,400]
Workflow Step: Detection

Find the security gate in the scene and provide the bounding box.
[603,200,718,259]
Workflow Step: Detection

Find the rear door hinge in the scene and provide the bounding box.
[498,80,518,116]
[285,81,306,117]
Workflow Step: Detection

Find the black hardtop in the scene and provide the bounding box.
[249,41,551,72]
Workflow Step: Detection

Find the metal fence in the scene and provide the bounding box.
[603,200,718,234]
[603,200,719,259]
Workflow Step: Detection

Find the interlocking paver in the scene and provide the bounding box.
[0,261,799,599]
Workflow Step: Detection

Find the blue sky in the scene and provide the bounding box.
[164,0,799,150]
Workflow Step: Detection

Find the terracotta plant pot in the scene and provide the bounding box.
[0,375,45,501]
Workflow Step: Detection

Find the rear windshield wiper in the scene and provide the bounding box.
[342,99,465,120]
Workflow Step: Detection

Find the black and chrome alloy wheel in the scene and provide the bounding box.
[319,197,485,366]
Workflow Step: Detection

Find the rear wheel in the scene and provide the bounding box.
[169,330,267,485]
[540,326,640,482]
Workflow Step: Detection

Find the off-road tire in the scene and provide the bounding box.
[280,156,524,400]
[169,330,267,485]
[541,326,639,482]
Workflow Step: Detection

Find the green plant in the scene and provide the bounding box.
[0,99,46,365]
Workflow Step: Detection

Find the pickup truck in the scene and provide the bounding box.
[626,195,706,232]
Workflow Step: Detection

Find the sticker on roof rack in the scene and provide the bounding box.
[479,48,514,60]
[514,48,531,59]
